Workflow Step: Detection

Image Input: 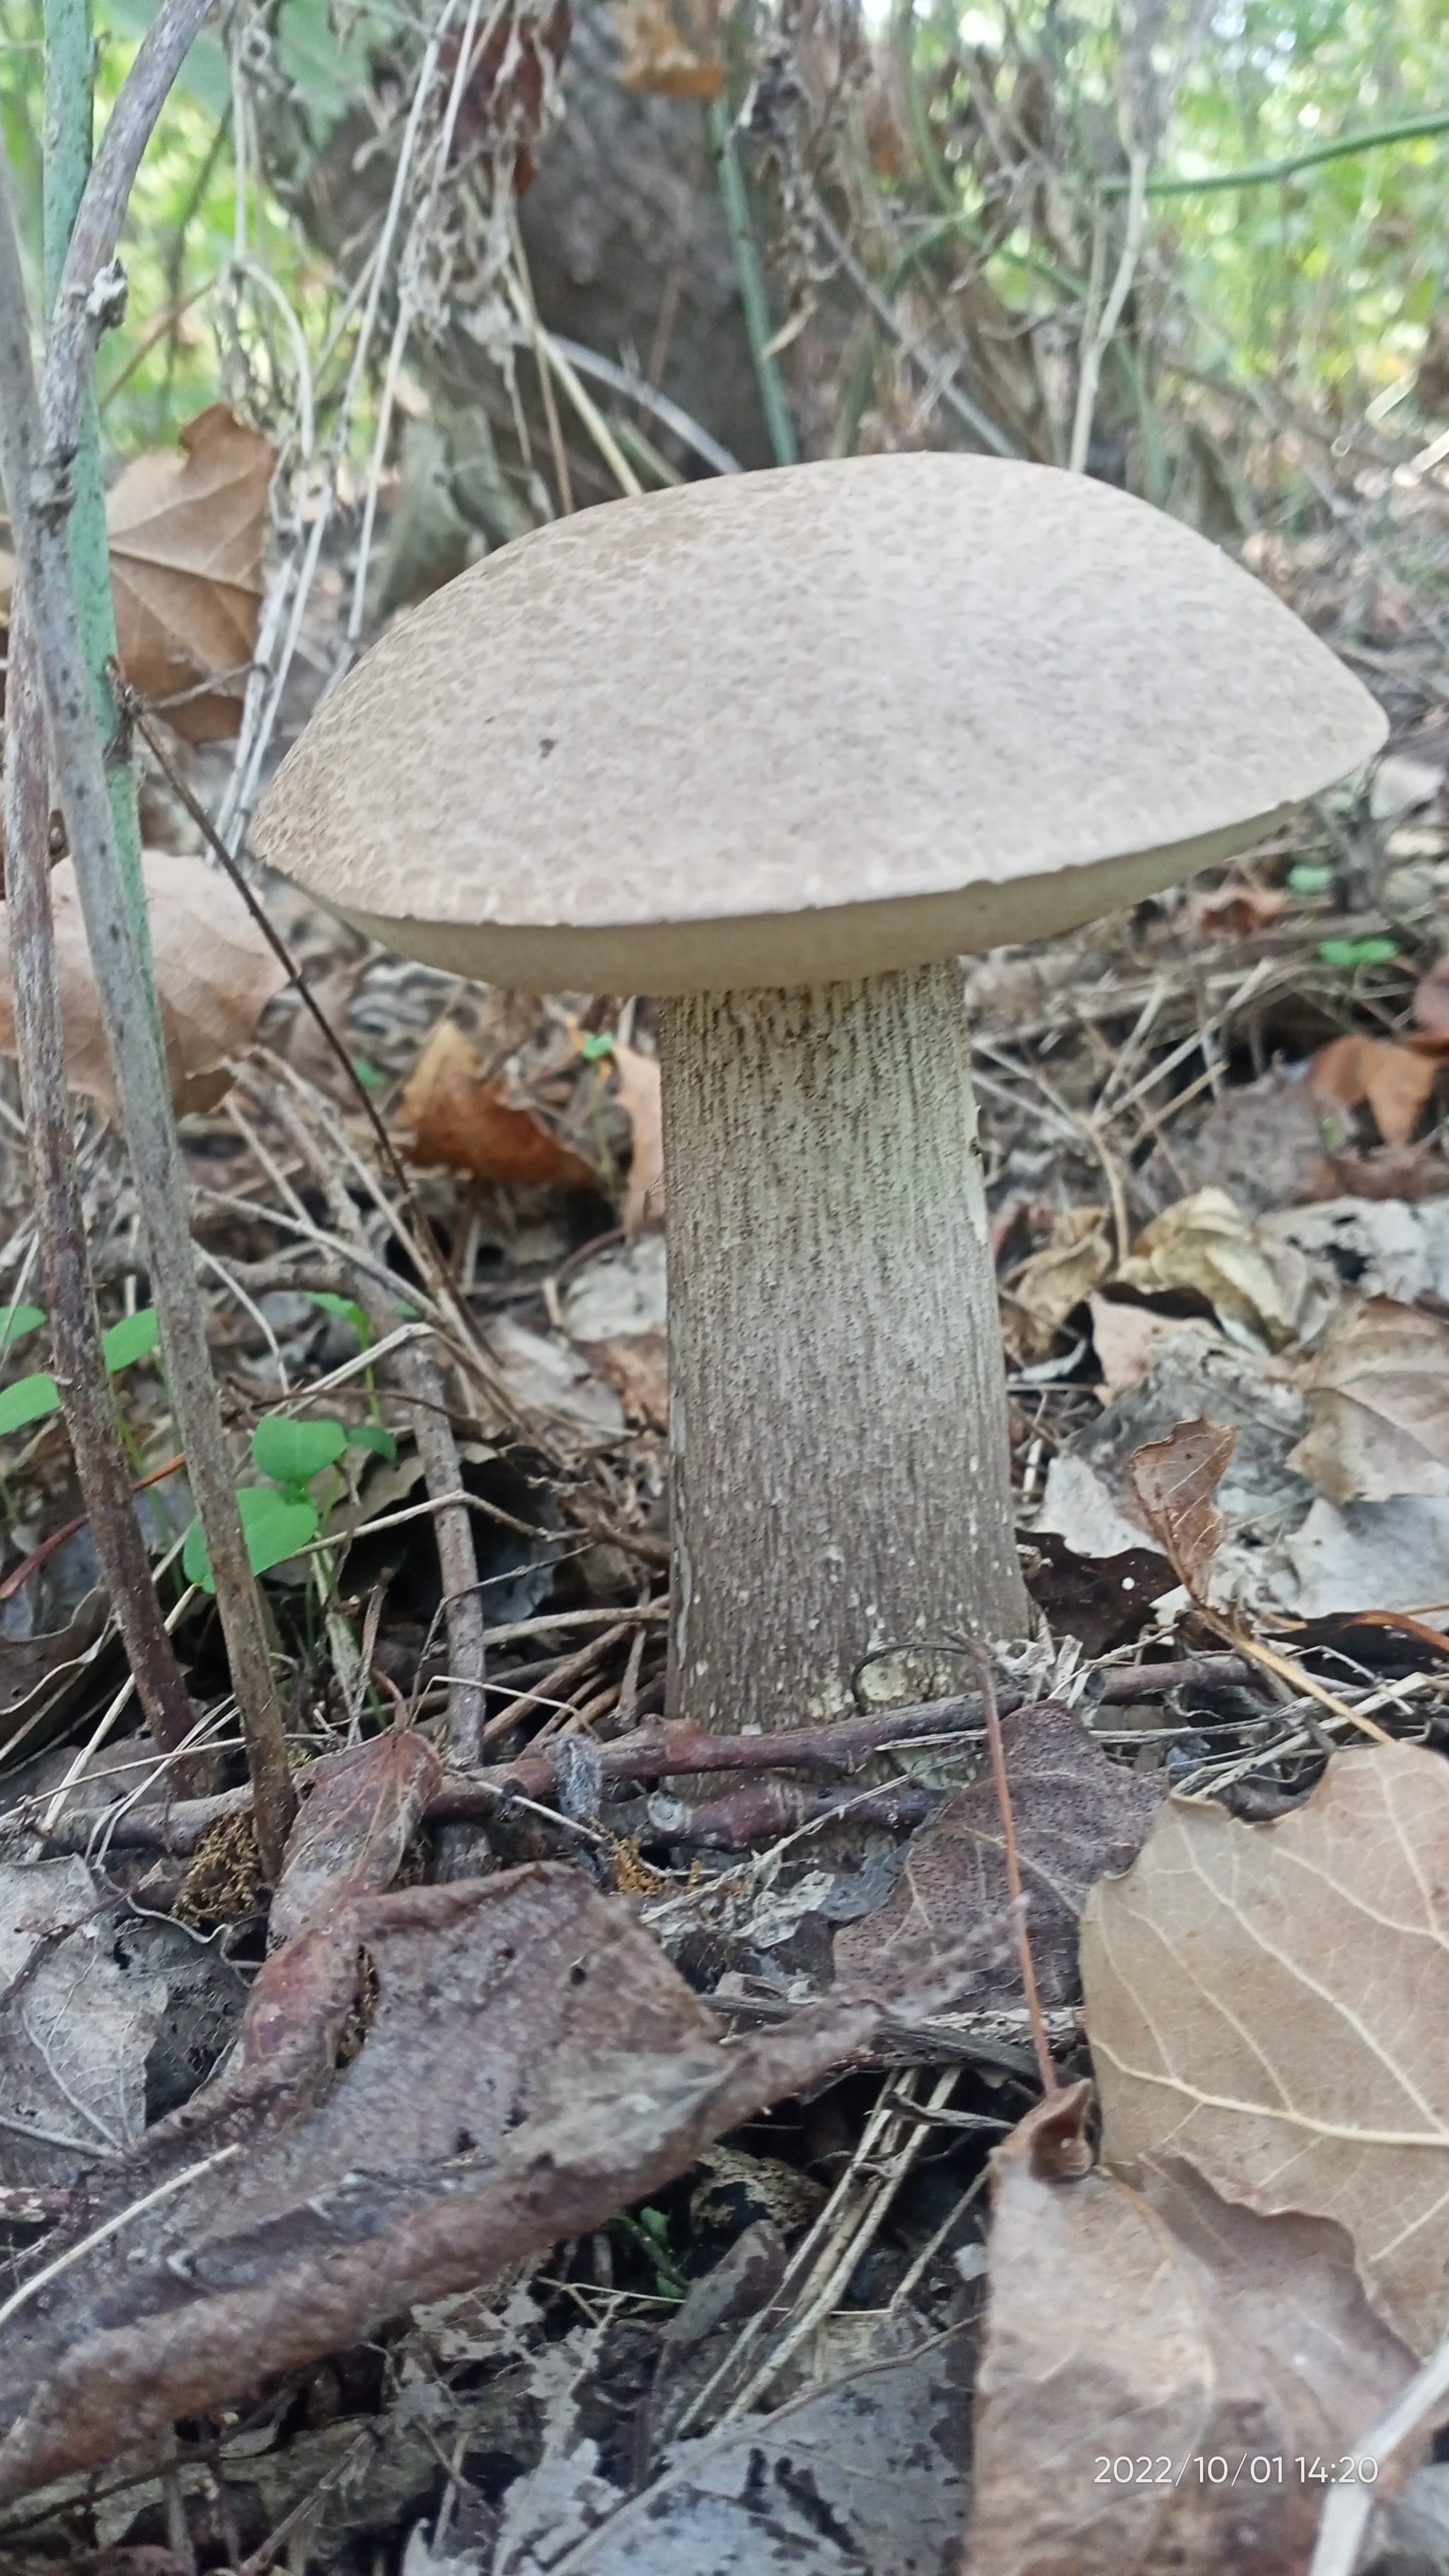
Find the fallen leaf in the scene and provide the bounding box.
[0,1864,935,2500]
[1414,956,1449,1038]
[560,1236,667,1342]
[1310,1032,1449,1148]
[1370,752,1445,822]
[105,405,275,743]
[966,2086,1418,2576]
[1298,1140,1449,1201]
[0,854,289,1117]
[1127,1416,1237,1599]
[1194,884,1290,937]
[495,2318,973,2573]
[1087,1293,1202,1404]
[269,1731,443,1948]
[834,1700,1162,2006]
[580,1329,668,1431]
[1283,1493,1449,1619]
[1288,1293,1449,1504]
[612,0,725,98]
[1000,1208,1113,1365]
[1116,1188,1306,1348]
[1081,1742,1449,2357]
[0,1589,109,1755]
[400,1021,603,1191]
[1023,1532,1175,1656]
[608,1039,664,1232]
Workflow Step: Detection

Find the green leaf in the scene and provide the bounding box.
[1288,862,1334,894]
[302,1290,371,1348]
[184,1487,322,1593]
[579,1032,616,1061]
[1318,936,1400,969]
[637,2205,671,2252]
[0,1305,46,1347]
[250,1415,350,1486]
[352,1055,386,1090]
[0,1373,62,1437]
[346,1423,398,1462]
[102,1307,162,1372]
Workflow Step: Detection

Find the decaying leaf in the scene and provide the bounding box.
[1087,1293,1203,1404]
[612,0,725,98]
[105,405,275,743]
[1116,1188,1306,1348]
[1127,1415,1237,1598]
[1000,1208,1113,1365]
[1310,1032,1449,1148]
[1288,1293,1449,1504]
[610,1038,664,1232]
[268,1731,443,1948]
[834,1699,1162,2006]
[1194,884,1289,937]
[0,854,289,1116]
[966,2086,1418,2576]
[1081,1743,1449,2357]
[494,2319,974,2574]
[0,1864,935,2502]
[400,1020,603,1191]
[580,1328,669,1431]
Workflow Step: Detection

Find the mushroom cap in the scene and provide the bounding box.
[253,455,1385,993]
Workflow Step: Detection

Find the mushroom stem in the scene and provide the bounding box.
[659,961,1031,1733]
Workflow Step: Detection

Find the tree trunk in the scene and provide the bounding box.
[660,964,1030,1735]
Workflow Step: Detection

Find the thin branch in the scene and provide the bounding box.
[1070,144,1148,474]
[961,1642,1058,2094]
[1104,105,1449,198]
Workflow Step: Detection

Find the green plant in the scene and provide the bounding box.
[1319,934,1399,967]
[182,1409,396,1591]
[0,1302,161,1436]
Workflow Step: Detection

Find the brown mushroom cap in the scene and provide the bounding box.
[253,454,1385,994]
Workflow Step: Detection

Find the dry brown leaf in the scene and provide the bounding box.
[1194,884,1290,937]
[612,0,725,97]
[1127,1415,1237,1598]
[0,854,288,1116]
[1081,1742,1449,2358]
[268,1731,443,1949]
[834,1699,1162,2006]
[609,1037,664,1232]
[1414,957,1449,1038]
[400,1020,603,1190]
[966,2086,1418,2576]
[1310,1032,1449,1148]
[0,1864,931,2501]
[1000,1207,1113,1365]
[105,405,275,743]
[1087,1293,1205,1404]
[1116,1188,1305,1348]
[1287,1293,1449,1505]
[582,1327,669,1430]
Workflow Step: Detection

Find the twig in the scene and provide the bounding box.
[0,52,295,1881]
[706,97,798,468]
[2,620,195,1760]
[480,1621,629,1745]
[1070,144,1149,474]
[962,1641,1058,2094]
[1311,2330,1449,2576]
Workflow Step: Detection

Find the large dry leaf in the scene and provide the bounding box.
[268,1731,442,1948]
[0,1865,940,2502]
[1081,1743,1449,2357]
[833,1699,1162,2006]
[493,2322,974,2573]
[1000,1207,1113,1366]
[1127,1414,1237,1599]
[1288,1294,1449,1504]
[400,1020,603,1191]
[0,854,288,1116]
[966,2087,1418,2576]
[106,404,275,744]
[1310,1033,1449,1148]
[1116,1188,1305,1349]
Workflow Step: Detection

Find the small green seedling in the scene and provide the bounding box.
[183,1410,397,1591]
[1318,935,1399,969]
[579,1031,616,1061]
[0,1306,161,1440]
[1288,862,1334,896]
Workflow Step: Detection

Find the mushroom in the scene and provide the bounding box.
[253,454,1384,1734]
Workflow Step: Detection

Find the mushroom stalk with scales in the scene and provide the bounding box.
[254,455,1385,1736]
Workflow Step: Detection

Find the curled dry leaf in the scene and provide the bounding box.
[105,404,275,744]
[1194,884,1290,937]
[1081,1743,1449,2357]
[966,2086,1418,2576]
[268,1731,443,1948]
[1126,1414,1237,1599]
[1310,1032,1449,1148]
[1288,1293,1449,1504]
[999,1207,1113,1366]
[581,1328,669,1430]
[0,855,288,1116]
[833,1699,1162,2008]
[1116,1187,1305,1349]
[399,1020,603,1191]
[609,1037,664,1232]
[0,1864,925,2502]
[612,0,726,97]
